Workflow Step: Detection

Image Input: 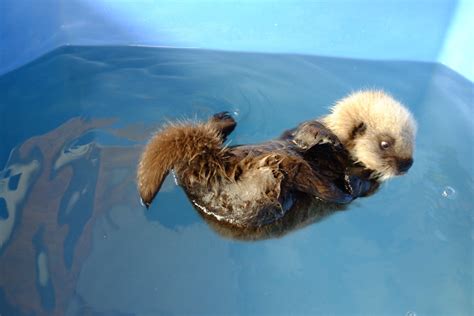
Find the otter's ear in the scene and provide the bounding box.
[350,122,366,139]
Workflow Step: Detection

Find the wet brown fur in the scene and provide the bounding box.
[138,115,359,227]
[137,121,226,206]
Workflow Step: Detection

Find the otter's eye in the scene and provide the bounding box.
[380,141,391,150]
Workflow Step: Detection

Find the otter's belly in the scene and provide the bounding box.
[179,163,294,227]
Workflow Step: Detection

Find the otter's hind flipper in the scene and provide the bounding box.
[209,111,237,141]
[137,120,227,208]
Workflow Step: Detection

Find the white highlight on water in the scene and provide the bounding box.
[441,186,456,200]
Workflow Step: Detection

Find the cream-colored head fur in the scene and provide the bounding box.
[322,90,417,181]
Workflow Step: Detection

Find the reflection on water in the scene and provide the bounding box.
[0,46,473,315]
[0,117,140,315]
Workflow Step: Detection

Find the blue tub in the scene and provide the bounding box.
[1,0,473,81]
[0,1,473,316]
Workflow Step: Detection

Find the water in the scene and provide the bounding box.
[0,46,473,315]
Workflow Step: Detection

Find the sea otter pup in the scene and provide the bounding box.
[137,90,416,237]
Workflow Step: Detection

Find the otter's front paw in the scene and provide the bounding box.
[314,129,342,148]
[292,122,342,150]
[210,111,237,137]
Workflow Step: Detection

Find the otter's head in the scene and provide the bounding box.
[323,90,417,181]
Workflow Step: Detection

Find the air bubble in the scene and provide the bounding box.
[441,186,456,200]
[406,312,417,316]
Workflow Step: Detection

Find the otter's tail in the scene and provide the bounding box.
[137,120,228,208]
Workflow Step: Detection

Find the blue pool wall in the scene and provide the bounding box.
[1,0,473,82]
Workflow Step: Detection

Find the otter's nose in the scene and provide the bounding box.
[397,158,413,173]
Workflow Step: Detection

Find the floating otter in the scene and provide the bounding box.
[137,90,416,239]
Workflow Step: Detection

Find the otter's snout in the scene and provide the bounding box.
[396,158,413,174]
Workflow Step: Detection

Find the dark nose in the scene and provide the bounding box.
[397,158,413,173]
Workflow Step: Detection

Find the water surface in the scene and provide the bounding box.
[0,46,473,315]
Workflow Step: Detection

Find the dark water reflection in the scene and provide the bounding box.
[0,46,472,315]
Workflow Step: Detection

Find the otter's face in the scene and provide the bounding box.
[323,90,417,182]
[349,121,415,181]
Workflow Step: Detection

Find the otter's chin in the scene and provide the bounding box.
[380,166,410,181]
[375,157,413,181]
[376,172,395,182]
